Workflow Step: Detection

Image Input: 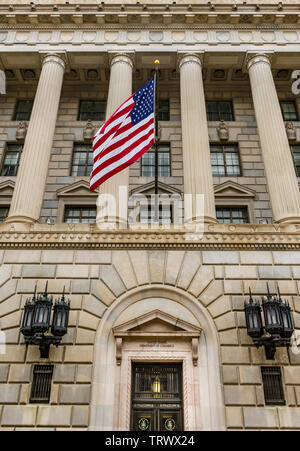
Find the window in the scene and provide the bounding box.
[30,365,54,404]
[0,206,9,222]
[64,206,96,223]
[1,144,23,176]
[140,204,172,224]
[158,100,170,121]
[206,101,234,121]
[292,145,300,176]
[261,367,285,406]
[71,144,93,177]
[13,100,33,121]
[210,144,241,176]
[216,207,249,224]
[280,101,298,121]
[141,144,171,177]
[78,101,106,121]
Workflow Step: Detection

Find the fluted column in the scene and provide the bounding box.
[178,53,217,223]
[247,53,300,223]
[7,53,66,223]
[96,53,134,228]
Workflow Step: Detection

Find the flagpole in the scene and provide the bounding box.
[154,59,160,223]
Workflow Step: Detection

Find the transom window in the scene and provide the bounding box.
[13,100,33,121]
[78,100,106,121]
[210,144,241,176]
[206,101,234,121]
[0,206,9,223]
[216,206,249,224]
[140,204,172,224]
[71,144,93,177]
[261,367,285,406]
[64,206,96,223]
[291,145,300,177]
[1,144,23,176]
[280,101,298,121]
[158,100,170,121]
[141,144,171,177]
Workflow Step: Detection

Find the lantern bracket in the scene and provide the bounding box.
[24,333,61,359]
[253,335,291,360]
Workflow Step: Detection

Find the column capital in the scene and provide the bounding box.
[108,52,135,69]
[39,52,67,71]
[244,52,274,72]
[177,52,205,71]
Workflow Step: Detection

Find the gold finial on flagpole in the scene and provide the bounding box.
[154,59,160,67]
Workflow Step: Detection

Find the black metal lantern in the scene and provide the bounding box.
[20,298,35,337]
[51,289,70,337]
[244,289,263,338]
[20,282,70,358]
[244,283,294,360]
[262,284,283,336]
[31,282,53,335]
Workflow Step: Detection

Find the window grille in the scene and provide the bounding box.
[206,101,234,121]
[261,366,285,406]
[30,365,54,404]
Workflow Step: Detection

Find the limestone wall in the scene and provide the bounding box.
[0,248,300,429]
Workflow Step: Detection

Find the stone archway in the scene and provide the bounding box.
[89,285,226,431]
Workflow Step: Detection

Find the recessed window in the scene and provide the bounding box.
[261,367,285,406]
[64,206,96,223]
[78,101,106,121]
[30,365,54,404]
[158,100,170,121]
[140,204,172,224]
[13,100,33,121]
[280,101,298,121]
[216,206,249,224]
[0,206,9,223]
[206,101,234,121]
[291,145,300,177]
[71,144,93,177]
[210,144,241,176]
[141,144,170,177]
[1,144,23,176]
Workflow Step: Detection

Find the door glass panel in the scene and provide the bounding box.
[131,364,183,431]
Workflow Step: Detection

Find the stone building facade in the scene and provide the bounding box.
[0,0,300,430]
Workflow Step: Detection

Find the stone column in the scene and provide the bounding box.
[96,53,134,228]
[247,53,300,223]
[7,53,66,223]
[178,53,217,224]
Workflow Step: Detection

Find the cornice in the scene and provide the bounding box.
[1,223,300,250]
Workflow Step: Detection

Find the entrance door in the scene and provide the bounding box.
[131,364,183,431]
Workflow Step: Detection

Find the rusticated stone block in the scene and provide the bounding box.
[202,251,239,265]
[225,407,243,428]
[224,386,256,406]
[222,366,238,384]
[243,407,278,429]
[64,346,93,363]
[59,384,91,404]
[1,406,37,427]
[53,364,76,383]
[239,366,261,385]
[0,384,20,403]
[9,364,32,383]
[72,406,89,427]
[22,265,56,279]
[76,365,92,383]
[0,364,9,382]
[221,347,250,365]
[37,406,72,427]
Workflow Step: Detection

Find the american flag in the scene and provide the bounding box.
[90,78,155,191]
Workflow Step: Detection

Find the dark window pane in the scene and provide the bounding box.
[0,206,9,222]
[14,100,33,121]
[210,144,241,177]
[216,207,249,224]
[141,144,171,177]
[206,101,234,121]
[71,144,93,176]
[261,367,285,406]
[158,100,170,121]
[1,144,23,176]
[292,146,300,177]
[64,206,96,223]
[78,101,106,121]
[140,204,172,224]
[280,101,298,121]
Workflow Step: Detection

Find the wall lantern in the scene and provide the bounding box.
[21,283,70,358]
[244,284,294,360]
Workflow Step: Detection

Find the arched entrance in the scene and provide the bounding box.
[89,285,226,431]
